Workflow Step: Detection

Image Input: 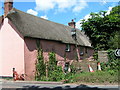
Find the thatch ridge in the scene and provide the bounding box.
[6,8,91,47]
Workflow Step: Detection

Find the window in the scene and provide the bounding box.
[80,47,84,56]
[64,62,70,73]
[85,47,87,53]
[71,28,77,40]
[66,44,70,52]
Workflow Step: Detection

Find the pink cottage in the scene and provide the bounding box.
[0,0,94,80]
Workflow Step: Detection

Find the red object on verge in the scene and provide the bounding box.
[98,62,102,71]
[13,71,25,81]
[88,65,94,72]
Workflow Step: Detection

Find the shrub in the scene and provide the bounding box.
[107,49,119,70]
[35,49,46,80]
[100,49,119,71]
[48,52,65,81]
[93,51,98,60]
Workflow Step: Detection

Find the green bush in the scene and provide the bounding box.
[100,49,119,71]
[93,51,98,60]
[107,49,119,70]
[35,49,46,80]
[35,42,118,83]
[70,64,77,74]
[48,52,65,81]
[100,62,109,71]
[48,66,65,81]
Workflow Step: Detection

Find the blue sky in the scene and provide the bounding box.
[0,0,119,29]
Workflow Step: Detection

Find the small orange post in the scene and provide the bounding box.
[88,65,94,72]
[98,62,102,71]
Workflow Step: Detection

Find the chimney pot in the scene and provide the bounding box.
[4,0,13,17]
[68,19,76,28]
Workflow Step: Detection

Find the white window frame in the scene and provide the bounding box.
[65,44,71,52]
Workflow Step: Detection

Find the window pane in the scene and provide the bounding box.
[66,44,70,52]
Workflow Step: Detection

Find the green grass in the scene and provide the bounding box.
[65,70,118,84]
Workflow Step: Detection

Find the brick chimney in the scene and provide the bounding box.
[4,0,13,17]
[68,19,76,28]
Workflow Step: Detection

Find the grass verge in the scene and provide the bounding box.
[65,70,118,84]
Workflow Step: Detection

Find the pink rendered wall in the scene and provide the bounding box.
[24,38,94,80]
[24,38,77,80]
[40,40,76,67]
[40,40,75,61]
[0,18,25,77]
[24,38,37,80]
[77,46,94,60]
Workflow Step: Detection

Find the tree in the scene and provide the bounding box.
[81,5,120,50]
[108,31,120,49]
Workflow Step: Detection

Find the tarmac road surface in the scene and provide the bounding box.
[0,81,119,90]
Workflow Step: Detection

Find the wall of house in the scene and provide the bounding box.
[24,38,77,80]
[24,38,37,80]
[87,47,94,58]
[40,40,77,67]
[24,38,94,80]
[0,18,25,77]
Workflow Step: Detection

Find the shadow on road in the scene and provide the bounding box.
[2,84,119,90]
[2,84,109,90]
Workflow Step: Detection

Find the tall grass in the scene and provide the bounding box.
[66,70,118,84]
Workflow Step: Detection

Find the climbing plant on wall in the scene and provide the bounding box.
[35,40,46,80]
[35,40,68,81]
[48,52,65,81]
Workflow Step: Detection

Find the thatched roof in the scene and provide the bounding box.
[0,16,3,25]
[6,8,92,47]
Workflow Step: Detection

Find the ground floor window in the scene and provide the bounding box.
[85,47,88,54]
[64,62,70,73]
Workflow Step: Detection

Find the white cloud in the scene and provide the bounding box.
[76,20,82,29]
[83,14,92,21]
[72,0,87,13]
[76,13,91,29]
[35,0,55,11]
[27,9,38,16]
[40,15,48,20]
[35,0,88,13]
[55,0,76,12]
[106,6,113,15]
[100,0,107,5]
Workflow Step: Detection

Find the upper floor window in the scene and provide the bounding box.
[65,44,71,52]
[80,47,84,56]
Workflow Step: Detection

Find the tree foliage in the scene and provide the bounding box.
[108,31,120,49]
[81,5,120,50]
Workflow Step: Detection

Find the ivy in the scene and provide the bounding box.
[35,40,46,81]
[107,49,119,70]
[35,48,65,81]
[48,52,65,81]
[100,49,119,71]
[35,42,80,81]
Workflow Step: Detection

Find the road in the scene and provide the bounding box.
[0,81,119,90]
